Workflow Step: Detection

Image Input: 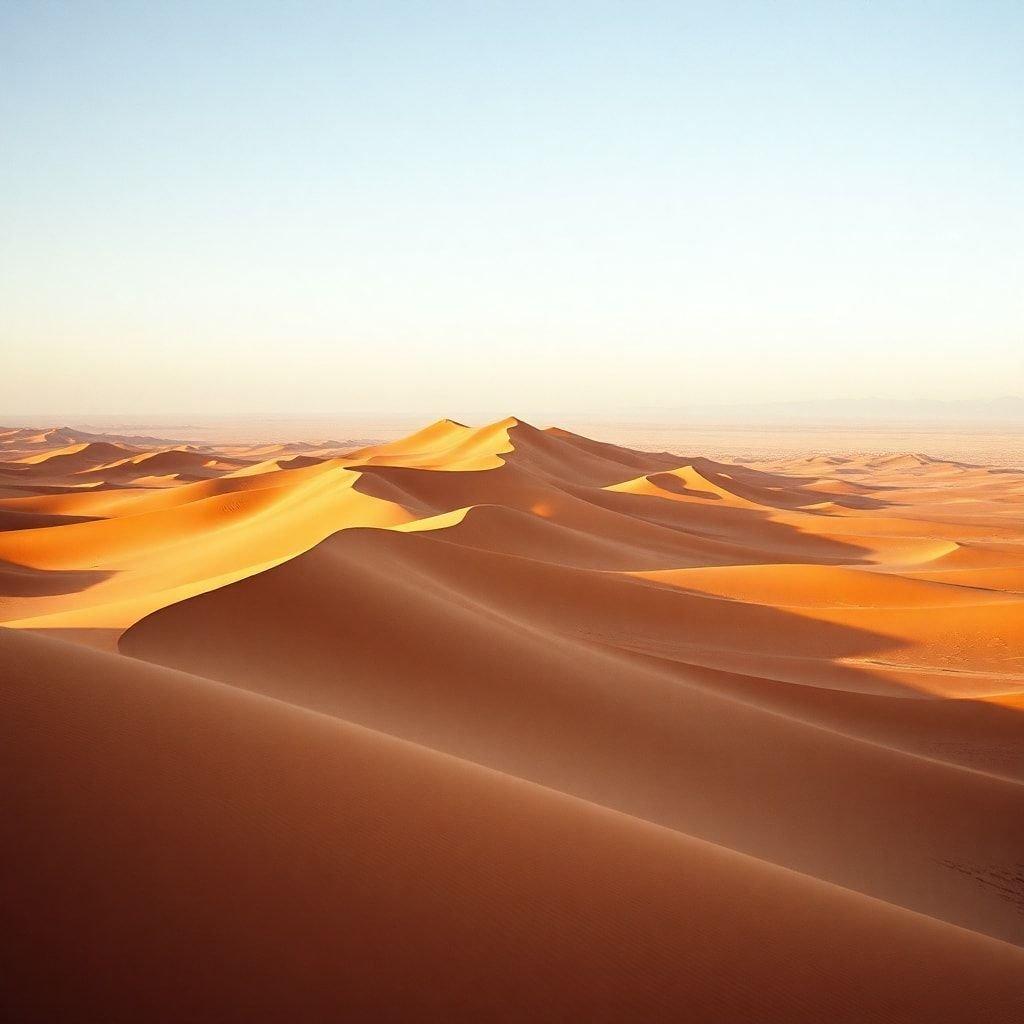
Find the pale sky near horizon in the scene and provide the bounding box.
[2,1,1022,421]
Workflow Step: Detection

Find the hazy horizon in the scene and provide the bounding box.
[4,393,1024,430]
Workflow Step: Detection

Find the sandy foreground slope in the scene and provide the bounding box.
[2,417,1024,1021]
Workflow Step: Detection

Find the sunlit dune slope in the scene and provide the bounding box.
[3,417,1024,1020]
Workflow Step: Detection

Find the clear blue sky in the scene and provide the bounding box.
[2,1,1021,419]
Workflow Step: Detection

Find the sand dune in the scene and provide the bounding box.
[3,417,1024,1020]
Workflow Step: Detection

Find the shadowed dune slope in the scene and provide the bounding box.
[121,524,1024,945]
[4,627,1024,1023]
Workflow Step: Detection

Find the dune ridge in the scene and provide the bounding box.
[3,416,1024,1020]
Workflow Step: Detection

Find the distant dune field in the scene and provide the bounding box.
[577,420,1024,470]
[3,417,1024,1021]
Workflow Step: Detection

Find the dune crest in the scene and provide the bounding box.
[3,417,1024,1020]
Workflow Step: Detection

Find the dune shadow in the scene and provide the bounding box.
[0,559,114,598]
[645,472,722,500]
[117,519,1024,952]
[349,462,885,569]
[9,624,123,652]
[0,509,103,530]
[572,482,882,566]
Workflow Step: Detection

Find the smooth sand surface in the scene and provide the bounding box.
[3,417,1024,1021]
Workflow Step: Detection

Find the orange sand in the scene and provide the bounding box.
[2,417,1024,1021]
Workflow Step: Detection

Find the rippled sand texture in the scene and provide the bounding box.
[3,417,1024,1021]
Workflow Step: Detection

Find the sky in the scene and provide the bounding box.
[2,1,1022,422]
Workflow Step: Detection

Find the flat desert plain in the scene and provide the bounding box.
[3,417,1024,1021]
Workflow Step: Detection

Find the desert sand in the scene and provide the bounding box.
[3,416,1024,1021]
